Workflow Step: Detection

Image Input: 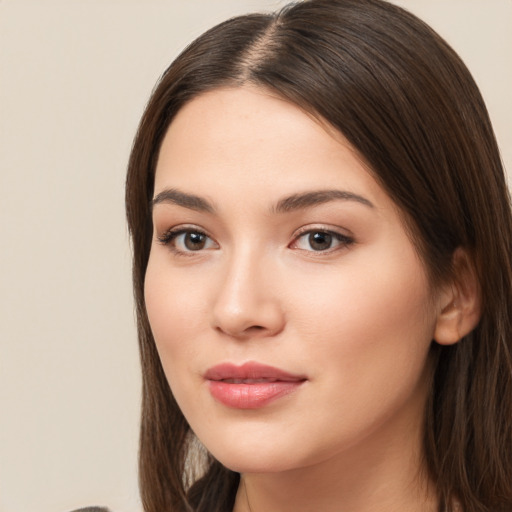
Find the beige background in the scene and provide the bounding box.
[0,1,510,512]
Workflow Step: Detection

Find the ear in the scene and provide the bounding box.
[434,248,481,346]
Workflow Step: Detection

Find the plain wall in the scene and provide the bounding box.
[0,1,510,511]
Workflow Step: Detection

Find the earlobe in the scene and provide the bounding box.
[433,248,481,346]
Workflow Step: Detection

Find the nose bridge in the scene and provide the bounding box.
[212,243,283,338]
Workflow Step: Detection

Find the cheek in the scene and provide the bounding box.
[282,257,435,448]
[287,249,435,380]
[144,256,207,370]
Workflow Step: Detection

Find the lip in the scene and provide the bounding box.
[204,362,307,409]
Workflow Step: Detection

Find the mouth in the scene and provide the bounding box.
[204,362,307,409]
[220,378,287,384]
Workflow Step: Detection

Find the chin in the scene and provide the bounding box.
[200,432,321,475]
[214,451,300,475]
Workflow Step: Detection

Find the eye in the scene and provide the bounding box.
[158,227,218,253]
[291,229,353,252]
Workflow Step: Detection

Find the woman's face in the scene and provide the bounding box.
[145,87,443,474]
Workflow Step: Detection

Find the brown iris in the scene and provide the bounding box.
[308,232,333,251]
[184,232,207,250]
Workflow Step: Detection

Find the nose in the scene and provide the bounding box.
[211,249,285,339]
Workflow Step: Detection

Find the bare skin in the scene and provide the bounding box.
[146,86,477,512]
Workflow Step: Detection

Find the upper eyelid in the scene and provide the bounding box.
[290,225,355,249]
[292,229,354,243]
[157,224,210,237]
[157,225,214,245]
[292,224,354,238]
[157,227,219,256]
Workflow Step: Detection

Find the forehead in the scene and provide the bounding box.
[154,86,388,207]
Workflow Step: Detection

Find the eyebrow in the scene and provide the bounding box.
[151,188,215,213]
[150,188,374,214]
[272,189,374,213]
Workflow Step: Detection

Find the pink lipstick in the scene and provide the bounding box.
[205,362,306,409]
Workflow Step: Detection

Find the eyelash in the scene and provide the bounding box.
[157,226,216,256]
[291,227,354,254]
[156,226,354,256]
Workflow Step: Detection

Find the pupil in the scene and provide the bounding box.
[185,232,206,250]
[309,232,332,251]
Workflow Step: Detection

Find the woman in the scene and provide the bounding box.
[125,0,512,511]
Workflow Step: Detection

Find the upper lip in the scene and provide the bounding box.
[204,361,306,382]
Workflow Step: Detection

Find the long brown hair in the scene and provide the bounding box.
[125,1,512,510]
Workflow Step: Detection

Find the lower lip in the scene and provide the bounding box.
[208,380,304,409]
